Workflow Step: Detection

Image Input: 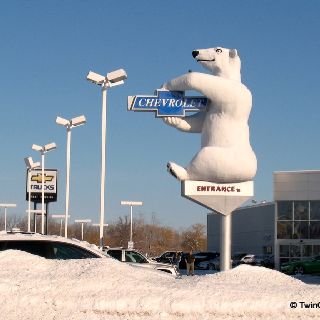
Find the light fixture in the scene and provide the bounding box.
[86,69,127,86]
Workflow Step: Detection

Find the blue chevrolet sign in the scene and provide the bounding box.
[128,89,208,117]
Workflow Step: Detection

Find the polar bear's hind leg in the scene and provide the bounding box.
[167,162,189,180]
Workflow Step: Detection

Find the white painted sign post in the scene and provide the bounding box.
[182,180,254,271]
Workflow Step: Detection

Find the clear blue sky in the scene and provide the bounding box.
[0,1,320,229]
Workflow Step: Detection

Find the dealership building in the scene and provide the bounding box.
[207,170,320,269]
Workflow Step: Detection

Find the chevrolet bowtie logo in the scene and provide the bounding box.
[31,174,54,183]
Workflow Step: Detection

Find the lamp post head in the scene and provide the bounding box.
[24,156,40,169]
[32,144,43,152]
[71,115,86,127]
[120,201,143,206]
[56,116,69,126]
[86,69,127,87]
[106,69,127,83]
[56,115,86,129]
[52,214,70,219]
[75,219,92,224]
[44,142,57,152]
[0,203,17,208]
[32,143,56,153]
[86,71,105,85]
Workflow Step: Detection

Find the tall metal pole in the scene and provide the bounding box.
[41,152,45,234]
[130,205,133,243]
[27,169,31,232]
[220,214,232,271]
[4,208,7,232]
[81,223,84,241]
[65,127,71,238]
[34,202,37,233]
[99,85,107,248]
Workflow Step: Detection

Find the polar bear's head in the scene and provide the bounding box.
[192,47,241,82]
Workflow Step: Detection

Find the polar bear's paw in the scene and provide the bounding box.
[167,162,188,181]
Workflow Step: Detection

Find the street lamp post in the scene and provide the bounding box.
[120,201,143,249]
[52,214,70,236]
[0,204,17,232]
[32,142,57,234]
[86,69,127,248]
[25,209,42,233]
[56,115,86,238]
[24,157,41,232]
[75,219,92,241]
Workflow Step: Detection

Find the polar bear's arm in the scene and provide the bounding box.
[163,112,205,133]
[163,72,248,104]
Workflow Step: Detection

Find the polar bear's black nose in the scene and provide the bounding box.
[192,50,199,58]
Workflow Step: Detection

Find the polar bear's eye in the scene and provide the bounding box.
[216,48,222,53]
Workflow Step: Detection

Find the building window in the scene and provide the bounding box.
[313,245,320,256]
[279,244,319,264]
[277,201,293,220]
[277,221,293,239]
[277,200,320,239]
[263,246,272,254]
[310,201,320,220]
[310,222,320,239]
[294,201,309,220]
[293,221,309,239]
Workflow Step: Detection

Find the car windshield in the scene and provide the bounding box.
[125,251,148,263]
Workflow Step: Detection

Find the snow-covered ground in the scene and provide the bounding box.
[1,250,319,320]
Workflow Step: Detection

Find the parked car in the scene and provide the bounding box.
[193,251,220,269]
[105,247,180,276]
[231,253,248,267]
[152,251,177,264]
[0,230,106,259]
[153,251,187,269]
[197,257,220,270]
[281,256,320,275]
[240,254,266,266]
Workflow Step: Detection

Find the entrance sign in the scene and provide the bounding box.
[128,89,207,117]
[182,180,253,271]
[25,169,58,203]
[182,180,254,215]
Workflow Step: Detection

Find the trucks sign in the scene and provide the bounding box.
[26,169,58,203]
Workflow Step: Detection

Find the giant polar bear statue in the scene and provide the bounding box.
[162,46,257,183]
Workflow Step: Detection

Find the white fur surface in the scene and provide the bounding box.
[163,47,257,183]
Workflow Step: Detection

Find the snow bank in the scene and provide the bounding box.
[0,250,319,320]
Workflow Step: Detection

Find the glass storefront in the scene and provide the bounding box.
[277,200,320,239]
[279,244,320,266]
[277,200,320,265]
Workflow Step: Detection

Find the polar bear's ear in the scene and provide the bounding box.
[229,49,238,59]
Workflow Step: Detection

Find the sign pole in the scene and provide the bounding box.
[34,202,37,233]
[45,203,49,235]
[64,127,71,238]
[130,205,133,243]
[27,169,31,232]
[99,85,107,248]
[220,214,232,270]
[41,152,45,234]
[4,208,7,232]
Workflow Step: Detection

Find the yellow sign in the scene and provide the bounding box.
[31,173,54,183]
